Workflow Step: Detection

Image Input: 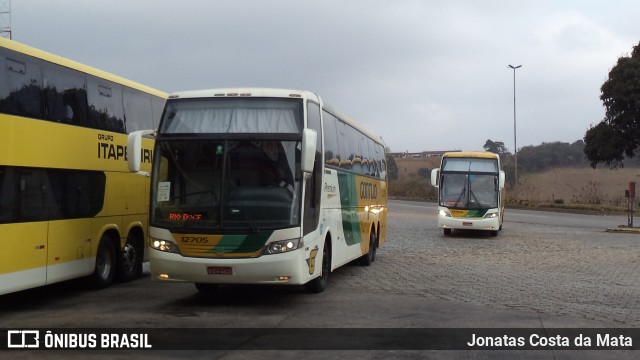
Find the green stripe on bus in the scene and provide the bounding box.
[338,172,362,246]
[208,233,272,254]
[466,209,488,217]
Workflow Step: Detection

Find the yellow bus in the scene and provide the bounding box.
[430,151,505,236]
[128,88,387,293]
[0,38,167,295]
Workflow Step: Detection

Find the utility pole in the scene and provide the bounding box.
[0,0,11,39]
[508,64,522,184]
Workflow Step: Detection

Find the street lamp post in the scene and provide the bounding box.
[508,64,522,184]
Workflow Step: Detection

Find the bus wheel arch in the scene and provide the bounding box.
[305,235,331,293]
[117,227,144,282]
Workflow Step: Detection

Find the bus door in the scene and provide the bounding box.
[44,169,96,283]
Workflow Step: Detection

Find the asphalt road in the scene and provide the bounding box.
[1,199,639,359]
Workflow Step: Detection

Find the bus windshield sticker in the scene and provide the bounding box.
[158,182,171,202]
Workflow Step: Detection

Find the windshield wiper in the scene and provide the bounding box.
[229,208,260,233]
[468,188,481,208]
[454,188,466,207]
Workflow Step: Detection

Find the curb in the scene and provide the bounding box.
[606,227,640,234]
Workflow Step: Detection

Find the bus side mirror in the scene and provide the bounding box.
[431,168,440,188]
[127,129,155,173]
[301,128,317,174]
[499,171,505,189]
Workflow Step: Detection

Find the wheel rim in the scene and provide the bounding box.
[97,246,113,280]
[121,243,136,273]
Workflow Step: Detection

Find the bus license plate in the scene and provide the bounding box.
[207,266,233,275]
[463,222,473,227]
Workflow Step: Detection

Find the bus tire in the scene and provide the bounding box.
[116,232,143,282]
[443,228,452,236]
[91,235,116,289]
[306,240,330,293]
[359,231,376,266]
[490,230,498,237]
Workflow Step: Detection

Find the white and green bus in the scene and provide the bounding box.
[431,151,505,236]
[128,88,388,293]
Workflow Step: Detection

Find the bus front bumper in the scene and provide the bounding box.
[438,216,501,231]
[149,248,310,285]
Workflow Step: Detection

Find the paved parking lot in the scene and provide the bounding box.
[332,200,640,327]
[3,199,639,359]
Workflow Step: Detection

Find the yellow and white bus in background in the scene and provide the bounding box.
[431,151,505,236]
[128,88,387,293]
[0,38,167,295]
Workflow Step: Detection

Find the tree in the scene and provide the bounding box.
[584,41,640,167]
[417,168,430,179]
[518,141,587,172]
[483,139,508,155]
[385,153,398,180]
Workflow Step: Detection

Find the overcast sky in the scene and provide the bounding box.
[8,0,640,152]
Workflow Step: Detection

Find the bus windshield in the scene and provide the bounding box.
[440,173,498,209]
[151,138,301,232]
[152,97,304,232]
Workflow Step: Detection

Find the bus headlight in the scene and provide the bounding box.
[438,209,452,217]
[264,238,302,255]
[151,239,180,254]
[483,212,499,219]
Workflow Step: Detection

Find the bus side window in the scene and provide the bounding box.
[43,64,88,126]
[1,54,45,119]
[0,166,15,223]
[123,87,154,133]
[87,78,125,133]
[303,101,322,235]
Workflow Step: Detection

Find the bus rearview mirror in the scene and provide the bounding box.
[431,168,440,188]
[127,129,155,173]
[301,128,317,174]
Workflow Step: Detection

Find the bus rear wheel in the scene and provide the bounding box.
[359,231,376,266]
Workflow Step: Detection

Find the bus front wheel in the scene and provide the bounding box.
[443,228,452,236]
[117,232,142,282]
[306,240,330,293]
[91,235,116,289]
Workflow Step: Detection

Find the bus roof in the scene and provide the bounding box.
[168,88,320,101]
[0,37,168,99]
[442,151,499,159]
[321,102,385,147]
[168,87,386,147]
